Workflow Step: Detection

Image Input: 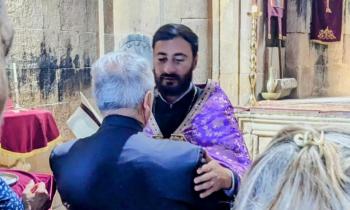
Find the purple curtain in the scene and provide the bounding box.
[310,0,343,43]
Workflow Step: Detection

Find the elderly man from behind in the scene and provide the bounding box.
[50,51,230,210]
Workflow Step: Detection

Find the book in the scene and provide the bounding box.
[66,92,102,139]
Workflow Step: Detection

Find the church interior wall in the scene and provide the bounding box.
[4,0,350,144]
[6,0,99,141]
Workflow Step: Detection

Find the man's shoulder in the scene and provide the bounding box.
[196,80,227,94]
[195,80,232,105]
[128,133,202,161]
[50,139,79,160]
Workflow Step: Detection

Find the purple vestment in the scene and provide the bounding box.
[144,81,251,178]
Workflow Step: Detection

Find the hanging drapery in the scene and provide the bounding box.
[310,0,343,44]
[266,0,287,47]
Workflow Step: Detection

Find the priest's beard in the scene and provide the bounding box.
[154,65,194,97]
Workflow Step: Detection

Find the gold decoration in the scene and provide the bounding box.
[170,133,186,141]
[247,5,262,106]
[317,26,336,40]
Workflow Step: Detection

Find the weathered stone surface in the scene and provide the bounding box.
[59,0,87,32]
[11,29,44,61]
[345,1,350,35]
[87,0,98,33]
[326,63,350,96]
[327,41,343,65]
[162,0,208,24]
[210,0,220,82]
[240,0,252,75]
[291,66,315,98]
[57,31,79,58]
[182,19,209,84]
[113,0,160,48]
[343,35,350,65]
[219,0,240,104]
[6,0,98,142]
[104,34,115,54]
[220,0,239,74]
[104,0,114,34]
[285,33,313,74]
[219,72,239,104]
[79,32,98,61]
[286,0,311,33]
[42,0,60,30]
[7,0,44,30]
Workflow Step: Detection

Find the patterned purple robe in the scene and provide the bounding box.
[144,81,251,178]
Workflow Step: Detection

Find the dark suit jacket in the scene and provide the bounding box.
[50,115,229,210]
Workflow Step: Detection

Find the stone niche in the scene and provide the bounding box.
[270,0,350,99]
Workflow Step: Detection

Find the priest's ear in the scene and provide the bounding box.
[142,90,153,123]
[192,54,198,71]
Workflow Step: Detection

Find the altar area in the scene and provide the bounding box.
[4,0,350,162]
[232,0,350,159]
[236,97,350,159]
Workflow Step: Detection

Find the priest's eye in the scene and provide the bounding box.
[158,58,167,63]
[175,59,184,63]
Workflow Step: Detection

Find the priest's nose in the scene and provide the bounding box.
[163,62,177,74]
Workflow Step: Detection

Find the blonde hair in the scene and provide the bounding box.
[234,125,350,210]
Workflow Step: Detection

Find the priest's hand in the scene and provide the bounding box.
[193,151,233,198]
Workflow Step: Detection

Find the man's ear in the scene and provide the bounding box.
[142,90,153,122]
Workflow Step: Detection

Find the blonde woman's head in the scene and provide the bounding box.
[234,125,350,210]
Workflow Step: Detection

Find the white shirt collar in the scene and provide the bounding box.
[157,83,194,105]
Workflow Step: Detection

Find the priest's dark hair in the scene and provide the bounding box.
[152,23,198,57]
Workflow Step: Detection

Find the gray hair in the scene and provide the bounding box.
[234,125,350,210]
[91,51,154,113]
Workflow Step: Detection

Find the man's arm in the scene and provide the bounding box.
[194,152,234,198]
[191,83,251,198]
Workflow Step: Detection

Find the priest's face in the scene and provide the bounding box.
[153,37,198,97]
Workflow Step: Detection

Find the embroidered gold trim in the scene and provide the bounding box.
[317,26,336,40]
[173,79,215,136]
[148,80,216,142]
[149,113,163,138]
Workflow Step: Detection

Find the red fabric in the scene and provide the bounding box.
[0,109,59,153]
[5,98,14,110]
[0,168,56,206]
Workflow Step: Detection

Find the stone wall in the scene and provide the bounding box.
[6,0,99,140]
[6,0,349,142]
[220,0,350,103]
[284,0,350,98]
[113,0,210,84]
